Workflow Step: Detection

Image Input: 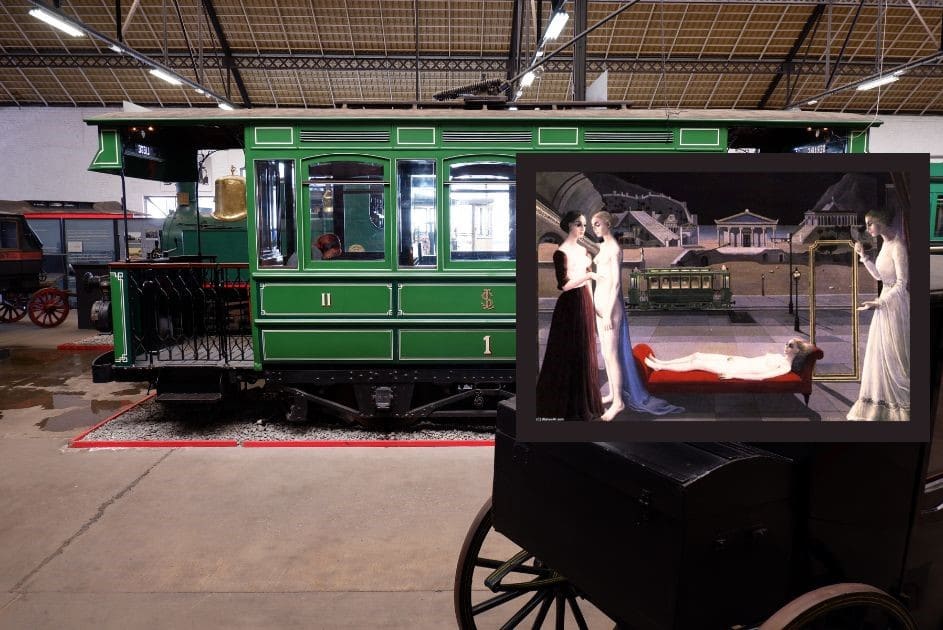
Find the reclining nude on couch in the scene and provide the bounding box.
[633,339,825,405]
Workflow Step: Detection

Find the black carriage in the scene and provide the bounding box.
[454,256,943,628]
[457,406,940,629]
[0,212,70,327]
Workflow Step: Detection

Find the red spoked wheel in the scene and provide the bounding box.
[0,291,29,323]
[27,288,70,328]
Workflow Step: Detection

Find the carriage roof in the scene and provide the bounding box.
[84,107,881,127]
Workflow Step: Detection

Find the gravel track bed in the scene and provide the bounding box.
[67,333,114,347]
[80,391,495,443]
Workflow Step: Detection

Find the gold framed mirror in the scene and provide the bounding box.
[808,239,861,382]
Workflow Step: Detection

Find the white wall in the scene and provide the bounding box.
[0,106,244,213]
[0,106,172,211]
[0,106,939,208]
[867,115,943,159]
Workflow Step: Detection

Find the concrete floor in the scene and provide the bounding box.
[0,315,496,629]
[2,301,934,629]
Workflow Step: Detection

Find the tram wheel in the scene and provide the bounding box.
[0,291,29,323]
[28,288,70,328]
[759,582,917,630]
[454,497,602,629]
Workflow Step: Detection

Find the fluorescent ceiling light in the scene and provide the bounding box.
[194,88,205,94]
[856,74,900,91]
[217,102,234,111]
[29,7,84,37]
[109,44,123,54]
[149,68,182,86]
[545,11,569,41]
[521,71,536,87]
[807,99,818,105]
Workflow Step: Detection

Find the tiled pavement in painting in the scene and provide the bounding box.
[537,294,878,422]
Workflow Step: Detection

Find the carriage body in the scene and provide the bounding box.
[0,212,71,327]
[488,402,937,629]
[493,408,795,629]
[0,212,44,292]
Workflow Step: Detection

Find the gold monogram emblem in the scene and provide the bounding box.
[481,288,495,311]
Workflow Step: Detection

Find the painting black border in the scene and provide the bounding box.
[516,152,931,443]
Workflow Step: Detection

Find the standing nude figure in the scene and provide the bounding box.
[591,210,683,420]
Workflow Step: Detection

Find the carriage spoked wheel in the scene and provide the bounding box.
[455,498,610,629]
[759,582,918,630]
[27,288,70,328]
[0,291,29,323]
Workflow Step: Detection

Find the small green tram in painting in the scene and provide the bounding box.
[85,106,877,427]
[625,266,733,310]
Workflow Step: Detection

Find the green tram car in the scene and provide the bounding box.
[85,106,877,427]
[626,267,732,310]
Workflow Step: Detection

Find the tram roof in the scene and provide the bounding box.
[639,267,727,273]
[85,106,881,127]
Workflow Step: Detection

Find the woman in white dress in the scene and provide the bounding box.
[591,211,683,420]
[847,208,910,421]
[644,338,811,381]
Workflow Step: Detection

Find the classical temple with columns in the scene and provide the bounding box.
[714,209,778,248]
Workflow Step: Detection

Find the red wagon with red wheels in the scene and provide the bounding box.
[0,212,70,328]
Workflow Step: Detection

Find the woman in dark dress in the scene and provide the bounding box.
[536,211,604,421]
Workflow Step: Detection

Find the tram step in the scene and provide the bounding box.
[156,392,223,403]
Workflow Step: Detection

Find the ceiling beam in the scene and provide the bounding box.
[507,0,523,96]
[200,0,251,107]
[7,50,943,77]
[789,50,943,107]
[626,0,941,5]
[758,3,826,108]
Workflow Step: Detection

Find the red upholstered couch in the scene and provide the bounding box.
[631,343,824,405]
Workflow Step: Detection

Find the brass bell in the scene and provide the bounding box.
[212,166,247,222]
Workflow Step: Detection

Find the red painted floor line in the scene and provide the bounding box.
[72,439,239,448]
[71,393,157,446]
[57,343,114,352]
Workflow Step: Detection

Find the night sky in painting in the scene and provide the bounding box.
[605,171,886,225]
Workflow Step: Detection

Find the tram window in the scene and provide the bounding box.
[309,161,385,261]
[680,277,690,289]
[0,220,17,249]
[702,275,712,288]
[448,162,515,261]
[671,278,681,289]
[255,160,297,269]
[661,278,670,289]
[690,277,700,289]
[397,160,436,268]
[935,195,943,240]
